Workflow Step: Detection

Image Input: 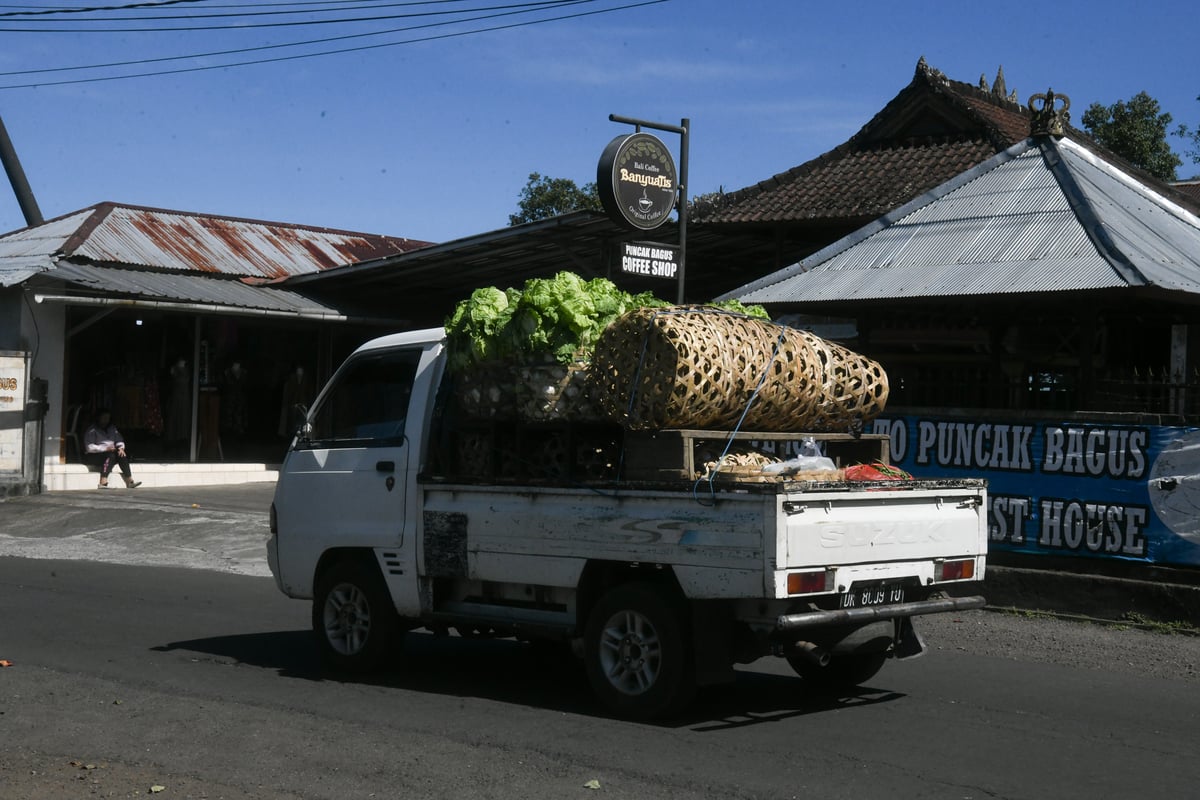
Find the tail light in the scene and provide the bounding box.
[787,570,832,595]
[938,558,975,582]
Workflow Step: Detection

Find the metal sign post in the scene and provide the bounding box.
[607,114,689,304]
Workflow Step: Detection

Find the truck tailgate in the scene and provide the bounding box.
[773,481,987,598]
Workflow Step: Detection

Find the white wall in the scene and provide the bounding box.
[24,293,66,461]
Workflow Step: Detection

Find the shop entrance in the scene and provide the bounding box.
[62,308,370,465]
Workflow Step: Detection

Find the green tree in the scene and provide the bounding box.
[1081,91,1182,181]
[1176,94,1200,167]
[508,172,602,225]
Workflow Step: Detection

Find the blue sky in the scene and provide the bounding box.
[1,0,1197,242]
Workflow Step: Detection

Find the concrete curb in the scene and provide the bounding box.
[983,566,1200,628]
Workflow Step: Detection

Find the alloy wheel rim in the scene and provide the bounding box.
[324,582,371,655]
[597,609,662,696]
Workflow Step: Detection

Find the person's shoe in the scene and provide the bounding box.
[124,477,142,489]
[98,477,109,488]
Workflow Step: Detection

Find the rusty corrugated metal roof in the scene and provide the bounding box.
[43,202,431,278]
[722,137,1200,306]
[1,201,432,316]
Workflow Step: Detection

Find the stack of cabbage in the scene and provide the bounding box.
[444,273,667,422]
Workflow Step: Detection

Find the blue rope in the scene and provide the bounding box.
[690,320,790,506]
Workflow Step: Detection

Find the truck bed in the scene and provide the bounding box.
[418,476,988,602]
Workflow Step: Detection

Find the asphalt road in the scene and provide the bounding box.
[3,554,1200,799]
[4,484,1200,797]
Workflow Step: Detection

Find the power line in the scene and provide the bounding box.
[0,0,667,89]
[0,0,396,7]
[0,0,407,11]
[0,0,206,17]
[0,0,594,30]
[0,0,592,75]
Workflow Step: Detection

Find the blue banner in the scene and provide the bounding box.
[868,416,1200,567]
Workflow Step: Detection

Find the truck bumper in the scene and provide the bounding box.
[775,594,986,631]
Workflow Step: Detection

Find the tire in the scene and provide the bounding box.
[312,558,400,672]
[583,583,695,720]
[788,651,888,690]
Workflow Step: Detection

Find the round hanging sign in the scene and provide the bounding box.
[597,132,677,230]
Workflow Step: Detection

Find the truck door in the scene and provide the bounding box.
[275,347,422,614]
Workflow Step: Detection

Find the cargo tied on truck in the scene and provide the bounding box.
[268,273,987,719]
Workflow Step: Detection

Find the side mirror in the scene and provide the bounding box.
[291,404,311,444]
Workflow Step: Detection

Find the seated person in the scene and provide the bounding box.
[83,408,142,489]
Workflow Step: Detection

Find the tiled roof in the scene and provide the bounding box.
[708,138,997,226]
[701,59,1035,227]
[1174,181,1200,204]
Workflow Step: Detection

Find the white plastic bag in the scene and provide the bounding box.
[761,437,836,474]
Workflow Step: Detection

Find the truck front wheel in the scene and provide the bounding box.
[584,583,695,720]
[312,558,399,672]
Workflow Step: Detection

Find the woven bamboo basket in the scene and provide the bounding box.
[590,307,888,432]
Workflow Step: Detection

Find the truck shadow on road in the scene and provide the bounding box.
[157,629,905,728]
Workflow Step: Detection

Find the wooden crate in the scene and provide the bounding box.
[620,429,890,482]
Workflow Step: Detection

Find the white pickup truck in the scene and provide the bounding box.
[268,328,988,718]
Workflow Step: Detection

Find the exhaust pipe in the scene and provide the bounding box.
[790,640,831,667]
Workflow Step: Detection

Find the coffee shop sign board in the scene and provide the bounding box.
[597,132,677,230]
[620,241,679,280]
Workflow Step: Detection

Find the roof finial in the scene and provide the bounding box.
[1028,89,1071,137]
[915,56,947,85]
[992,66,1007,100]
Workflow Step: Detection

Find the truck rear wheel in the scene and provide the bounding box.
[584,583,695,720]
[312,558,399,672]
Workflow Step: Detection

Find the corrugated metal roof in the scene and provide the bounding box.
[66,203,428,277]
[0,209,94,285]
[0,209,94,258]
[1,202,432,315]
[1056,142,1200,292]
[28,261,346,316]
[0,202,430,281]
[723,137,1200,305]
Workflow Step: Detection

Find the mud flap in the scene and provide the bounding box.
[691,602,736,686]
[893,616,926,660]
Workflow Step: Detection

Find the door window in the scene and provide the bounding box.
[304,350,420,449]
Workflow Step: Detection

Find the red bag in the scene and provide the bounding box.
[844,462,912,481]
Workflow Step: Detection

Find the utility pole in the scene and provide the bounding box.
[0,113,44,227]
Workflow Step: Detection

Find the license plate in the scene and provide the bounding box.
[839,583,905,609]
